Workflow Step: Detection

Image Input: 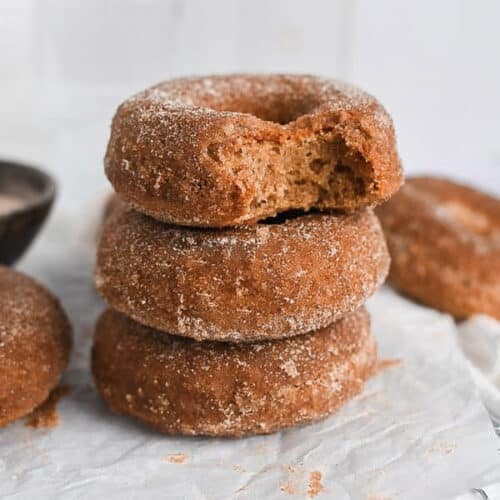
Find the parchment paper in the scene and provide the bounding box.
[458,315,500,429]
[1,214,499,500]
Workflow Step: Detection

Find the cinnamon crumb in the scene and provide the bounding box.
[280,465,299,495]
[308,471,323,498]
[253,443,269,454]
[374,358,402,375]
[425,441,457,456]
[25,384,71,429]
[280,465,325,497]
[165,453,188,464]
[280,482,296,495]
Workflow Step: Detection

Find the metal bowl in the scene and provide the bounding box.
[0,159,56,265]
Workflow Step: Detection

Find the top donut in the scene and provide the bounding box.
[105,74,403,227]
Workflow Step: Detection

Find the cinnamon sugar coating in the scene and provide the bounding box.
[92,307,376,437]
[105,74,402,227]
[377,177,500,319]
[0,266,72,427]
[95,204,389,342]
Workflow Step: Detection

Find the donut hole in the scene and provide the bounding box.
[199,89,322,125]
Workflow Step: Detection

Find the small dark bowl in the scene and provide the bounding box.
[0,160,56,265]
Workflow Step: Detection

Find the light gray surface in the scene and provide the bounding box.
[458,315,500,430]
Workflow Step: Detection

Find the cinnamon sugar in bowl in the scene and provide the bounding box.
[0,159,56,265]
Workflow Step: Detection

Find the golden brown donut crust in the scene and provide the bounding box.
[105,74,402,227]
[377,177,500,320]
[95,205,389,342]
[0,266,72,427]
[92,307,376,437]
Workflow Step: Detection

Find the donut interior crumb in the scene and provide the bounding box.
[206,131,376,220]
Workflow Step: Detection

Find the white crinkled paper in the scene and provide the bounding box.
[1,215,499,500]
[457,315,500,428]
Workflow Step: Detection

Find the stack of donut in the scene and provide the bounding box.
[93,74,403,437]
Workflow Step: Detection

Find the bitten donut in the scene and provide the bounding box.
[377,177,500,320]
[92,307,376,437]
[105,74,402,227]
[95,204,389,342]
[0,266,72,427]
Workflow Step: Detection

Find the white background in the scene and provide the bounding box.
[1,0,500,214]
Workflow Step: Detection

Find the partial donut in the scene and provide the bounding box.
[0,266,72,427]
[92,307,376,437]
[377,177,500,320]
[105,74,403,227]
[95,204,389,342]
[102,192,124,222]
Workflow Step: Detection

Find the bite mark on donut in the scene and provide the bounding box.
[205,131,377,222]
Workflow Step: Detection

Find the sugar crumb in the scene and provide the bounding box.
[25,384,71,429]
[165,453,189,464]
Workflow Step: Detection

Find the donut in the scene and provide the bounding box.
[92,307,376,437]
[95,204,389,342]
[376,177,500,320]
[102,192,124,221]
[105,74,402,227]
[0,266,72,427]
